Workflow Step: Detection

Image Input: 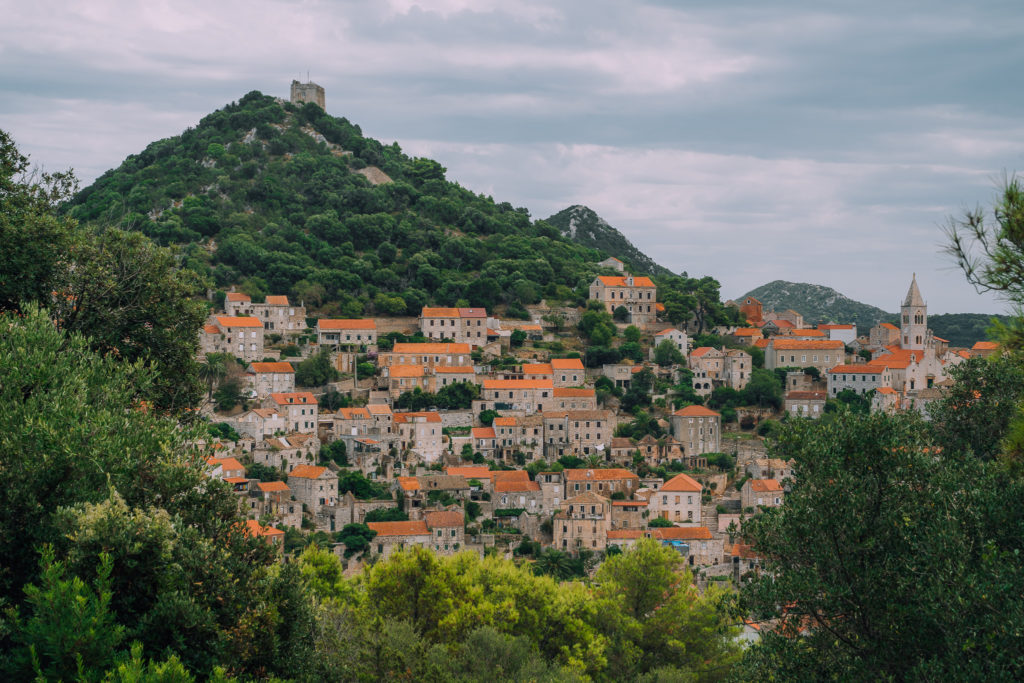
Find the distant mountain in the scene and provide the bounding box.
[740,281,893,332]
[740,280,1006,346]
[544,205,672,276]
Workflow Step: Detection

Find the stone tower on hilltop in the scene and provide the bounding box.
[901,273,928,350]
[290,79,325,109]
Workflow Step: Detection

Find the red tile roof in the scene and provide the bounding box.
[215,316,263,328]
[424,510,464,528]
[389,365,424,378]
[392,342,471,354]
[661,473,702,492]
[653,526,713,541]
[421,307,460,317]
[393,411,442,423]
[288,465,330,479]
[495,479,540,493]
[827,364,885,374]
[257,481,290,492]
[397,476,420,491]
[972,341,999,350]
[750,479,783,493]
[522,363,554,375]
[554,388,595,398]
[564,468,638,481]
[551,358,585,370]
[368,520,429,536]
[244,519,284,539]
[226,292,251,302]
[265,295,289,305]
[472,427,496,439]
[493,417,517,426]
[249,361,294,374]
[203,324,221,334]
[318,318,376,330]
[673,405,720,418]
[596,275,656,287]
[769,339,844,350]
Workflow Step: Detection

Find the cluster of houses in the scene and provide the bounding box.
[203,272,995,573]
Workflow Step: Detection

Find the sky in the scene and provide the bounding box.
[3,0,1023,314]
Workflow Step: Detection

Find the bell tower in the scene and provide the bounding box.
[900,274,927,350]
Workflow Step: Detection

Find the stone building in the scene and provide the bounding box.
[290,79,325,109]
[553,492,611,553]
[670,405,721,455]
[588,274,657,326]
[649,473,703,524]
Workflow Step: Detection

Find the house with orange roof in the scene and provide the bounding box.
[477,378,554,413]
[366,520,431,558]
[651,526,723,567]
[316,319,377,347]
[207,456,245,480]
[204,315,265,361]
[246,361,295,398]
[396,474,471,514]
[742,479,784,510]
[763,308,804,329]
[554,491,612,553]
[488,414,544,462]
[288,464,338,516]
[379,342,473,369]
[251,295,306,334]
[551,357,586,386]
[588,273,658,326]
[224,291,252,316]
[242,519,285,550]
[424,510,466,554]
[690,346,751,396]
[971,340,1000,358]
[494,472,543,512]
[552,387,598,411]
[827,364,891,397]
[419,307,489,346]
[246,480,301,529]
[869,321,901,349]
[650,473,703,524]
[729,327,763,344]
[871,386,901,414]
[609,499,648,530]
[790,328,826,340]
[765,338,845,373]
[471,426,497,458]
[393,411,444,462]
[541,410,612,459]
[670,405,721,455]
[265,392,318,434]
[564,468,640,498]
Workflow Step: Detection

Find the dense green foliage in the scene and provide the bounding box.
[0,307,313,680]
[739,356,1024,680]
[394,381,480,411]
[299,540,740,681]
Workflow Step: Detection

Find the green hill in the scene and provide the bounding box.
[65,91,616,318]
[740,280,894,332]
[544,205,672,276]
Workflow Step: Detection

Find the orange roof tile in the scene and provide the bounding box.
[673,405,721,418]
[750,479,783,493]
[244,519,284,538]
[393,411,442,423]
[318,318,376,330]
[753,338,770,348]
[208,456,244,471]
[389,365,424,378]
[733,328,762,337]
[203,324,221,334]
[554,388,595,397]
[397,476,421,491]
[215,316,262,328]
[653,526,713,541]
[972,341,999,350]
[655,328,680,336]
[827,364,885,374]
[876,387,898,395]
[335,407,371,419]
[257,481,290,492]
[495,479,540,493]
[288,465,330,479]
[270,392,317,406]
[421,307,460,317]
[392,342,472,354]
[472,427,496,439]
[596,275,656,287]
[224,476,249,484]
[551,358,585,370]
[446,466,493,480]
[434,366,475,374]
[226,292,251,302]
[522,363,554,375]
[459,308,488,318]
[424,510,464,528]
[881,322,900,330]
[661,473,702,492]
[792,329,826,337]
[493,417,517,426]
[690,346,716,358]
[249,361,294,373]
[366,404,392,415]
[818,324,855,330]
[265,295,289,305]
[769,339,844,350]
[564,468,639,481]
[368,520,429,536]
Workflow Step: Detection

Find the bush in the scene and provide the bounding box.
[648,517,675,528]
[364,507,408,523]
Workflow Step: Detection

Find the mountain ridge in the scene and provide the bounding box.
[544,205,672,277]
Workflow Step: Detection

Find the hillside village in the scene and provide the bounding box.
[202,259,998,581]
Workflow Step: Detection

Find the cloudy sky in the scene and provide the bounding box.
[3,0,1023,314]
